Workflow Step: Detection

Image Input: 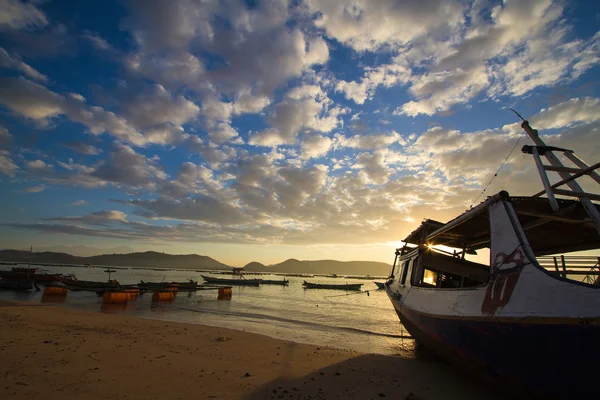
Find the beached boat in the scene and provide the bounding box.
[385,117,600,399]
[260,279,289,286]
[201,275,261,286]
[373,281,385,289]
[302,281,363,290]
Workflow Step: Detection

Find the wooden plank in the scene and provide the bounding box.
[533,162,600,197]
[553,189,600,201]
[543,165,584,173]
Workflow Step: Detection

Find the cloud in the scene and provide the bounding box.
[531,97,600,130]
[44,210,128,225]
[249,84,347,146]
[300,133,333,159]
[0,47,48,82]
[70,200,87,206]
[306,0,464,52]
[0,0,47,30]
[24,184,45,192]
[0,150,18,176]
[62,141,102,155]
[91,143,166,188]
[0,125,12,147]
[335,131,406,150]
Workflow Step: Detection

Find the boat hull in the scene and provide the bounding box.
[389,296,600,399]
[0,278,35,290]
[302,281,362,290]
[201,275,260,286]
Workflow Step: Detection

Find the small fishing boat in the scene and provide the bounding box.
[385,115,600,399]
[138,280,199,290]
[63,278,121,291]
[0,278,35,291]
[373,281,385,289]
[201,275,261,286]
[302,281,363,290]
[260,279,290,286]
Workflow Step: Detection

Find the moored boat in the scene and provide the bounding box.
[260,279,290,286]
[201,275,261,286]
[385,117,600,399]
[0,278,35,291]
[302,281,363,290]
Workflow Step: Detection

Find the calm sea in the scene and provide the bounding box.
[0,264,415,356]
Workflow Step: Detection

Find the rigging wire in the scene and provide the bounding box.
[467,129,527,210]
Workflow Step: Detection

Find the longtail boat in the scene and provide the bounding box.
[201,275,261,286]
[260,279,289,286]
[302,281,362,290]
[63,278,121,291]
[385,116,600,399]
[138,280,199,290]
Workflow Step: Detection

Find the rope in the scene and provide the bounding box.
[468,130,526,209]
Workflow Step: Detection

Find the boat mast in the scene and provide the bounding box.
[513,110,600,235]
[26,245,32,279]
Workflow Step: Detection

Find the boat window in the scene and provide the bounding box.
[423,269,438,286]
[400,260,410,285]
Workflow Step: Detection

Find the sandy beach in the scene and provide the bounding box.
[0,301,506,400]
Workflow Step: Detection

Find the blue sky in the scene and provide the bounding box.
[0,0,599,265]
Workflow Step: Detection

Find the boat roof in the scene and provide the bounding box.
[404,195,600,256]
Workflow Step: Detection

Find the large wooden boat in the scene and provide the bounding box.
[201,275,261,286]
[302,281,363,290]
[385,118,600,399]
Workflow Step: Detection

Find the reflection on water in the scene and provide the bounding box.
[0,264,415,356]
[41,294,67,304]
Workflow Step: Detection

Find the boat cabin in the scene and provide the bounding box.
[389,194,600,290]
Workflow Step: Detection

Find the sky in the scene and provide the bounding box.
[0,0,599,266]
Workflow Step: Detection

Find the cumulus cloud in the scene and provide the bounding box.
[306,0,464,52]
[335,131,406,150]
[249,84,347,146]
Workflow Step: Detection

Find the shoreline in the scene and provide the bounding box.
[0,301,507,399]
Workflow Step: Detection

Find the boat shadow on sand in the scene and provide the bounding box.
[242,344,511,400]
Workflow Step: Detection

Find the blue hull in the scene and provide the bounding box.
[397,305,600,399]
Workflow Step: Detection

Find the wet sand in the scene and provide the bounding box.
[0,301,506,399]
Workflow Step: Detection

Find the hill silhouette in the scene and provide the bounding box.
[0,250,391,276]
[0,250,230,270]
[244,258,391,276]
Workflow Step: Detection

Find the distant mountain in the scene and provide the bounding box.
[0,250,231,270]
[243,258,391,276]
[0,250,391,276]
[243,261,266,270]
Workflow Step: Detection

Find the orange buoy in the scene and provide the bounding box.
[152,292,175,302]
[218,287,232,296]
[124,288,140,298]
[43,286,69,296]
[102,292,130,304]
[166,286,178,292]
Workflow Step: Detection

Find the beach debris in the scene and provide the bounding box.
[243,372,251,377]
[217,336,231,342]
[378,393,386,398]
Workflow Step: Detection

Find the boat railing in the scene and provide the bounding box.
[537,255,600,284]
